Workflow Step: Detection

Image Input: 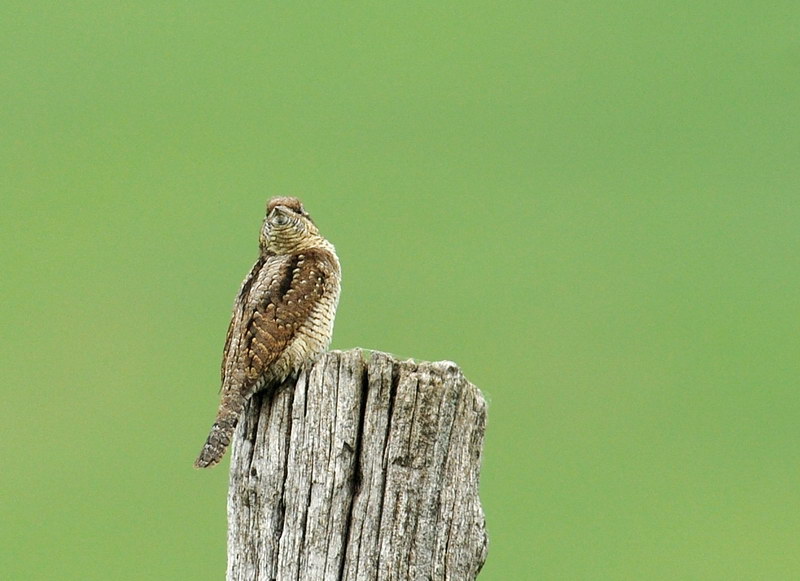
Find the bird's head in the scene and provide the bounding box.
[259,196,322,255]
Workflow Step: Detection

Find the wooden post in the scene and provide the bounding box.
[227,349,488,581]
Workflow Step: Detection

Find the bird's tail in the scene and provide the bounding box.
[194,390,247,469]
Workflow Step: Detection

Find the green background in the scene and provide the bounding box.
[2,2,798,579]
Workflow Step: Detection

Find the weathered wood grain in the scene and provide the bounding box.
[227,349,488,581]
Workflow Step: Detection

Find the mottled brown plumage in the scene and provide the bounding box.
[195,197,341,468]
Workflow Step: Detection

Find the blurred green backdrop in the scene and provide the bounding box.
[2,2,798,579]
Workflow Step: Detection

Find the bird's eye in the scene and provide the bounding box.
[273,213,290,226]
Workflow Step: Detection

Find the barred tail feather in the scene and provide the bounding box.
[194,391,246,469]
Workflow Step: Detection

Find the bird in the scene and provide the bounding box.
[194,196,341,468]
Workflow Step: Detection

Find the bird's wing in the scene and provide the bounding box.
[220,317,234,384]
[240,249,335,385]
[220,257,266,384]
